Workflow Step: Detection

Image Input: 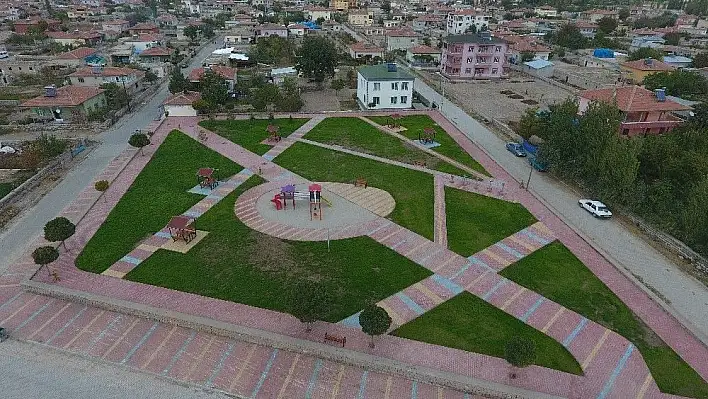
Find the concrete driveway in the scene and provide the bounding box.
[0,38,223,274]
[410,70,708,341]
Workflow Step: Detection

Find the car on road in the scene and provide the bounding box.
[505,142,526,157]
[578,199,612,218]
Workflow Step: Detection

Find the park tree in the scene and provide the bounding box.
[144,69,158,84]
[504,336,537,369]
[44,217,76,250]
[129,132,151,155]
[249,35,297,66]
[520,51,535,62]
[32,246,60,276]
[627,47,664,61]
[199,69,229,107]
[296,36,338,85]
[288,280,330,331]
[517,107,548,140]
[663,32,680,46]
[618,8,630,21]
[685,0,708,16]
[276,77,304,112]
[466,24,477,34]
[168,68,189,94]
[597,16,618,34]
[359,305,391,348]
[250,83,280,111]
[330,78,346,95]
[94,180,110,202]
[100,83,130,110]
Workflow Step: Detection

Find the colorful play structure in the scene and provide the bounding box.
[270,184,332,220]
[197,167,219,189]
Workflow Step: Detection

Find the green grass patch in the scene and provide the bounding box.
[303,117,468,176]
[393,292,583,375]
[75,131,243,273]
[199,118,310,155]
[0,182,13,198]
[500,242,708,398]
[275,141,435,240]
[445,187,537,256]
[368,115,489,176]
[125,176,431,321]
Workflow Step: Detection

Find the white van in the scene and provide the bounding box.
[0,50,9,59]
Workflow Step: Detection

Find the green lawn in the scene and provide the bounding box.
[0,170,36,198]
[0,182,13,198]
[368,115,489,176]
[445,187,537,256]
[199,118,310,155]
[393,292,583,375]
[75,131,243,273]
[275,141,435,240]
[126,176,432,321]
[303,117,468,176]
[500,242,708,398]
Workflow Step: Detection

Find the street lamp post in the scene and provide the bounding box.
[525,166,533,191]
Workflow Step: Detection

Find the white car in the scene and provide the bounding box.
[578,199,612,218]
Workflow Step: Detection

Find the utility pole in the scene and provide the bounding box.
[525,166,532,191]
[121,78,131,112]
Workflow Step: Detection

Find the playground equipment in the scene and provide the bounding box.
[270,184,332,218]
[309,183,322,220]
[419,127,436,144]
[197,168,219,189]
[388,113,402,129]
[266,124,281,142]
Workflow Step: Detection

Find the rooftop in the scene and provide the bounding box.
[163,90,201,106]
[70,66,145,77]
[20,86,104,108]
[358,64,414,81]
[138,47,174,57]
[408,45,441,54]
[579,86,691,113]
[56,47,97,60]
[188,66,237,81]
[444,33,507,45]
[621,59,675,71]
[386,27,420,37]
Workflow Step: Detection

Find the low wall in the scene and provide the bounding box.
[0,151,71,209]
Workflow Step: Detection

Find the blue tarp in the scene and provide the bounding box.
[593,48,615,58]
[522,140,538,154]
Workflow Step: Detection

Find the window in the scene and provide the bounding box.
[390,96,397,104]
[29,66,33,71]
[493,57,500,63]
[491,68,498,74]
[401,82,408,90]
[468,46,474,52]
[400,96,408,104]
[372,96,380,105]
[373,82,380,91]
[391,82,399,90]
[78,77,85,83]
[467,57,473,63]
[465,68,471,74]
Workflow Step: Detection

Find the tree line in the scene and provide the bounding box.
[521,99,708,256]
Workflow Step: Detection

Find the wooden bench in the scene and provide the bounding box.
[413,160,427,167]
[354,177,368,188]
[324,332,346,347]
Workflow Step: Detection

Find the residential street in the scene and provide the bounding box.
[410,72,708,342]
[0,39,222,275]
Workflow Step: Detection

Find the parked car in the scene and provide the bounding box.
[506,142,526,157]
[578,199,613,218]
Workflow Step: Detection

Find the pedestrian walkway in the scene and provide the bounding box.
[261,115,326,161]
[434,175,448,247]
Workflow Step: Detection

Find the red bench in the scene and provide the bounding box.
[324,332,346,347]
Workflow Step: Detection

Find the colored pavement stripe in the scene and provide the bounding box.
[500,287,526,311]
[596,344,634,399]
[47,306,88,345]
[411,380,418,399]
[12,299,54,333]
[163,330,196,375]
[305,359,324,399]
[520,297,545,322]
[582,329,611,370]
[121,255,142,265]
[635,373,653,399]
[251,349,279,398]
[495,242,524,259]
[396,292,425,315]
[563,317,588,347]
[357,370,369,399]
[155,231,172,239]
[541,307,565,333]
[482,278,508,300]
[339,312,362,328]
[431,274,463,295]
[122,321,159,364]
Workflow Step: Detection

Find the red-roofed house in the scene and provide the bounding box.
[386,28,420,51]
[349,42,384,60]
[14,18,61,35]
[406,45,442,66]
[55,47,101,66]
[620,58,675,83]
[20,85,107,121]
[102,19,130,34]
[287,23,307,37]
[138,46,174,63]
[501,35,552,62]
[188,66,237,92]
[129,22,159,35]
[579,86,691,136]
[255,24,289,40]
[68,66,145,93]
[163,91,201,116]
[573,21,598,38]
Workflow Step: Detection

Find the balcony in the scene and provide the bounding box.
[620,118,683,133]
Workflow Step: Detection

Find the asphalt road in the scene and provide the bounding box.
[0,39,221,275]
[410,72,708,341]
[0,340,231,399]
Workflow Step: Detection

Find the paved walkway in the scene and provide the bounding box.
[433,175,448,247]
[4,113,707,398]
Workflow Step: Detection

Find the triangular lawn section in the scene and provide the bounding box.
[125,176,432,321]
[500,242,708,398]
[76,130,243,273]
[199,118,310,155]
[393,291,583,375]
[445,187,537,257]
[303,117,469,176]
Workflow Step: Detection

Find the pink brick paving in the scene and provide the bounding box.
[3,112,705,398]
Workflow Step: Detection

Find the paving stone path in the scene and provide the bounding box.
[3,113,706,399]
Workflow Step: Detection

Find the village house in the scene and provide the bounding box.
[305,6,331,21]
[163,90,201,117]
[440,32,510,80]
[620,58,675,83]
[255,24,289,40]
[406,45,442,66]
[20,85,107,122]
[385,28,420,52]
[357,63,414,110]
[348,10,374,26]
[188,65,238,93]
[446,10,492,35]
[68,66,145,94]
[349,42,385,60]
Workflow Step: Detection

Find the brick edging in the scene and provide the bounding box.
[21,279,559,399]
